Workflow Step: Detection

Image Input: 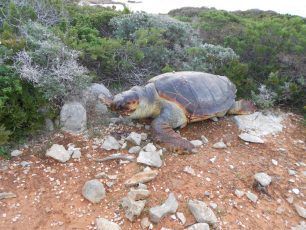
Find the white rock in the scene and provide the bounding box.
[141,133,148,141]
[96,218,121,230]
[122,196,146,222]
[141,217,151,229]
[212,141,227,149]
[271,159,278,166]
[176,212,186,225]
[128,146,141,154]
[254,172,272,187]
[246,191,258,203]
[201,136,209,144]
[46,144,71,163]
[209,202,218,209]
[71,149,81,159]
[187,223,210,230]
[288,169,297,176]
[137,150,162,168]
[149,193,178,223]
[239,133,264,143]
[127,188,150,201]
[144,143,157,152]
[188,199,217,225]
[102,135,120,151]
[294,204,306,218]
[11,150,22,157]
[292,188,300,195]
[82,179,105,203]
[234,189,244,198]
[126,132,142,146]
[209,156,217,163]
[183,166,196,176]
[191,140,203,147]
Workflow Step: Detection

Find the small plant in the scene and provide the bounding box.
[251,84,277,109]
[0,124,11,146]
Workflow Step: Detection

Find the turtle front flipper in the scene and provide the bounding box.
[151,102,195,154]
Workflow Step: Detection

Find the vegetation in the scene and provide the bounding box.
[0,1,305,148]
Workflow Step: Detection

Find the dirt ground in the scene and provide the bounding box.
[0,113,305,230]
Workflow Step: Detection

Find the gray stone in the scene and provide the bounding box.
[288,169,297,175]
[176,212,186,225]
[60,102,87,133]
[141,133,148,141]
[234,189,244,198]
[83,83,112,105]
[102,135,120,151]
[125,170,158,187]
[82,179,105,203]
[45,118,54,131]
[271,159,278,166]
[96,218,121,230]
[254,172,272,187]
[122,196,146,222]
[291,221,306,230]
[201,136,209,144]
[141,217,152,229]
[294,204,306,218]
[188,199,217,225]
[95,172,107,179]
[239,133,264,144]
[246,191,258,203]
[95,102,108,115]
[234,112,283,137]
[128,188,150,201]
[187,223,210,230]
[144,143,157,152]
[137,150,162,168]
[149,193,178,223]
[11,150,22,157]
[212,141,227,149]
[71,149,81,159]
[191,140,203,147]
[0,192,16,200]
[183,166,196,176]
[209,202,218,209]
[20,161,31,167]
[46,144,70,163]
[126,132,142,146]
[128,146,141,154]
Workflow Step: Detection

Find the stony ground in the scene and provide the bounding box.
[0,112,305,230]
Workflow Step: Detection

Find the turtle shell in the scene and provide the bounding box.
[149,71,236,120]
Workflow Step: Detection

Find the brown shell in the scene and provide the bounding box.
[149,71,236,119]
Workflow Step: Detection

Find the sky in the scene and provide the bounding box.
[124,0,306,17]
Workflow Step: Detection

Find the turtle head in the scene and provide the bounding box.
[111,90,140,116]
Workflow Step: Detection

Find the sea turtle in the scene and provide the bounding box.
[107,71,255,153]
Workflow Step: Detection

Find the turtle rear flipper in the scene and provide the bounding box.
[227,99,256,115]
[152,103,195,154]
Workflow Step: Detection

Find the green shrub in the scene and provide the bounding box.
[0,124,11,146]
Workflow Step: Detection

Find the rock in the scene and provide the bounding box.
[294,204,306,218]
[176,212,186,225]
[128,188,150,201]
[209,202,218,209]
[187,223,210,230]
[246,191,258,203]
[102,135,120,151]
[0,192,16,200]
[137,150,163,168]
[121,196,146,222]
[106,181,114,188]
[11,150,22,157]
[239,133,264,144]
[95,172,107,179]
[60,101,87,133]
[128,146,141,154]
[149,193,178,223]
[20,161,31,167]
[254,172,272,187]
[71,149,81,159]
[137,183,148,190]
[144,143,157,152]
[212,141,227,149]
[191,140,203,147]
[292,221,306,230]
[95,102,108,115]
[271,159,278,166]
[96,218,121,230]
[287,196,294,204]
[234,189,244,198]
[84,83,112,102]
[183,166,196,176]
[46,144,71,163]
[82,179,106,203]
[125,170,158,187]
[201,136,209,144]
[209,156,217,163]
[141,133,148,141]
[141,217,152,229]
[292,188,300,195]
[126,132,142,146]
[234,112,283,137]
[211,117,218,122]
[288,169,297,176]
[188,199,218,225]
[45,118,54,131]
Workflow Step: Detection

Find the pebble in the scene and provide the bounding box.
[20,161,31,167]
[276,206,285,214]
[127,188,150,201]
[137,150,163,168]
[188,199,217,225]
[46,144,71,163]
[294,204,306,218]
[126,132,142,146]
[0,192,17,200]
[125,170,158,187]
[190,140,203,147]
[149,193,178,223]
[121,197,146,222]
[292,188,300,195]
[246,191,258,203]
[254,172,272,187]
[271,159,278,166]
[141,217,152,229]
[71,149,82,159]
[144,143,157,152]
[101,135,120,150]
[187,223,210,230]
[212,141,227,149]
[235,189,244,198]
[82,179,106,203]
[183,166,196,176]
[176,212,186,225]
[209,156,217,164]
[140,133,148,141]
[11,150,22,157]
[288,169,297,176]
[238,133,264,143]
[209,202,218,209]
[96,217,121,230]
[201,136,209,144]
